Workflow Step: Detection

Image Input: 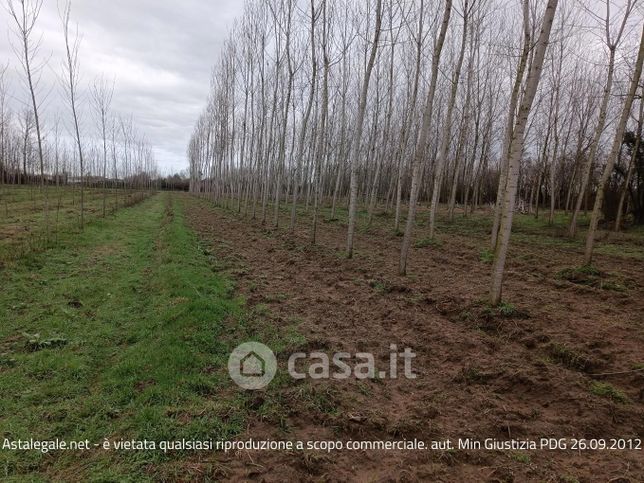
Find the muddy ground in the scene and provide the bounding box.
[183,195,643,482]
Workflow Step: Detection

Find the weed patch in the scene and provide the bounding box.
[556,266,627,292]
[479,249,494,263]
[546,343,596,372]
[589,382,629,403]
[414,237,442,248]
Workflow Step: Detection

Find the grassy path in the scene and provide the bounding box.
[0,193,248,481]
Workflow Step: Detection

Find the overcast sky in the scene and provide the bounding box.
[0,0,244,173]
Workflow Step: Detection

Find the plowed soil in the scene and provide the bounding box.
[183,195,644,482]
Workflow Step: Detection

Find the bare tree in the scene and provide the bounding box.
[290,0,317,231]
[0,63,7,199]
[490,0,559,305]
[60,0,86,228]
[399,0,452,275]
[568,0,638,237]
[346,0,383,258]
[311,0,329,243]
[490,0,531,249]
[584,23,644,264]
[90,75,114,217]
[270,0,295,228]
[7,0,49,238]
[428,0,470,239]
[393,0,424,233]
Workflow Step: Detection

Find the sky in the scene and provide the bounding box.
[0,0,244,174]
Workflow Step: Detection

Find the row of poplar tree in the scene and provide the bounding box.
[0,1,158,233]
[189,0,644,304]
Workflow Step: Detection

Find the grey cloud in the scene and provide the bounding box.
[0,0,243,173]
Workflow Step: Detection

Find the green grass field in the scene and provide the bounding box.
[0,194,263,480]
[0,185,150,262]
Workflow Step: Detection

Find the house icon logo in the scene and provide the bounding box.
[241,351,265,376]
[228,342,277,389]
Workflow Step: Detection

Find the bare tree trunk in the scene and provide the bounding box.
[290,0,317,232]
[490,0,558,305]
[615,95,643,231]
[346,0,383,258]
[428,0,469,238]
[91,76,113,218]
[534,167,543,219]
[330,100,347,220]
[312,0,329,243]
[61,1,86,229]
[271,0,294,228]
[394,0,425,233]
[491,0,530,249]
[548,38,565,225]
[399,0,452,274]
